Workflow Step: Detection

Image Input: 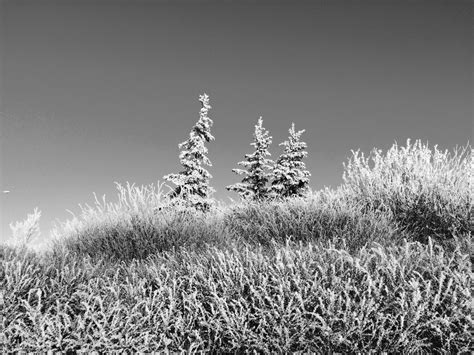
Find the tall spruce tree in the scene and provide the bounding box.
[271,122,311,198]
[163,93,215,210]
[227,117,274,200]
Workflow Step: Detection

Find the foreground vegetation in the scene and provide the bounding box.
[1,140,472,352]
[2,239,472,353]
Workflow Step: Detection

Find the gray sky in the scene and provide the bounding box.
[1,0,472,242]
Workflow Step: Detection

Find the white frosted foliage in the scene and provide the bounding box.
[271,122,311,197]
[227,117,274,200]
[163,93,215,209]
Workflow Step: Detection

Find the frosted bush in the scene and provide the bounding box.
[343,139,470,202]
[9,208,41,248]
[342,139,471,246]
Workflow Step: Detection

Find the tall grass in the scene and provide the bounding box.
[1,240,471,352]
[223,191,403,254]
[49,182,229,260]
[7,208,42,249]
[342,139,471,250]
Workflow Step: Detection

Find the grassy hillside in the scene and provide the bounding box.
[1,140,472,352]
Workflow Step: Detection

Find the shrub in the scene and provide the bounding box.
[342,139,472,251]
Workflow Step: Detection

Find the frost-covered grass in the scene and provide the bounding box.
[1,140,472,352]
[341,140,471,254]
[44,182,230,261]
[44,140,471,261]
[7,208,42,250]
[1,240,472,353]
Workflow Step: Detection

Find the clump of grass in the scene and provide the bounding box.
[49,182,229,261]
[2,240,472,353]
[223,189,403,254]
[342,139,471,251]
[6,208,42,252]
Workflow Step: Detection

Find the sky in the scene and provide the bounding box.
[0,0,472,243]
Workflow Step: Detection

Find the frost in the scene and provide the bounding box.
[227,117,274,200]
[271,122,311,198]
[163,93,215,211]
[9,207,41,248]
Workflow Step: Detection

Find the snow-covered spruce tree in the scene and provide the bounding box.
[271,122,311,198]
[163,93,215,211]
[226,117,274,201]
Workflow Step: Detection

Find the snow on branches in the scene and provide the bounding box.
[163,93,215,210]
[227,117,274,201]
[271,122,311,198]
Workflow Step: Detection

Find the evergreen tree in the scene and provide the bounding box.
[163,93,215,210]
[271,122,311,198]
[227,117,274,200]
